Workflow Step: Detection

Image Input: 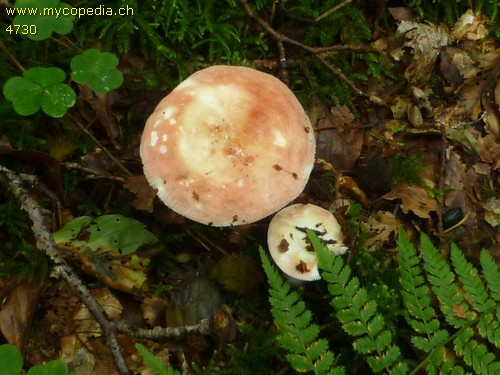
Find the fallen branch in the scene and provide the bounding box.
[237,0,382,103]
[0,166,130,375]
[115,319,211,339]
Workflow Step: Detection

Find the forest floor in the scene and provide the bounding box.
[0,1,499,374]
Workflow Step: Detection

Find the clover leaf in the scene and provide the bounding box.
[14,0,75,41]
[71,49,124,93]
[3,67,76,117]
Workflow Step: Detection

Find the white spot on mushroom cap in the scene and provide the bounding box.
[267,204,347,281]
[163,107,175,119]
[150,131,158,147]
[159,145,168,154]
[273,130,287,147]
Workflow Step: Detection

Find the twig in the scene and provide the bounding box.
[315,0,352,22]
[237,0,373,99]
[0,166,131,375]
[115,319,211,339]
[0,38,25,72]
[66,113,133,177]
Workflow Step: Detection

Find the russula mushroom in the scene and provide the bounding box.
[267,203,348,281]
[140,65,315,226]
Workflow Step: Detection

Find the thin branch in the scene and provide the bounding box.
[315,0,352,22]
[115,319,211,339]
[0,166,131,375]
[237,0,375,100]
[67,113,133,177]
[0,38,25,72]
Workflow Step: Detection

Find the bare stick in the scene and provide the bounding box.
[0,166,131,375]
[237,0,372,99]
[315,0,352,22]
[115,319,211,339]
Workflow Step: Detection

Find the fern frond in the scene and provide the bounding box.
[453,326,500,375]
[478,250,500,349]
[397,228,450,366]
[258,246,343,375]
[420,234,475,327]
[450,244,495,313]
[310,230,408,375]
[480,250,500,301]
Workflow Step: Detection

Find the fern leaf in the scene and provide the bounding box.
[480,250,500,301]
[454,326,500,375]
[477,311,500,349]
[397,229,450,356]
[450,244,495,313]
[259,246,342,374]
[311,230,408,374]
[420,233,474,327]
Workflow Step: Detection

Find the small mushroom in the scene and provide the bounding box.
[140,66,315,226]
[267,204,348,281]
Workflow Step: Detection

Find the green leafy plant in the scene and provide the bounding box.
[397,229,500,374]
[70,49,124,93]
[258,246,343,374]
[3,67,76,117]
[259,228,500,374]
[53,214,158,255]
[12,0,75,41]
[3,1,124,119]
[0,343,74,375]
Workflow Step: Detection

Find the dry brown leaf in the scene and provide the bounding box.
[314,105,364,170]
[0,276,44,349]
[397,21,449,85]
[482,96,500,140]
[477,134,500,169]
[439,47,465,88]
[78,253,150,294]
[388,7,413,21]
[483,197,500,228]
[364,211,400,251]
[390,96,410,119]
[452,10,489,41]
[78,86,121,145]
[383,184,439,218]
[124,175,157,213]
[141,296,168,327]
[59,289,126,374]
[441,151,479,232]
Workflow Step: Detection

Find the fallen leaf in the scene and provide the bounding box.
[0,275,45,349]
[483,197,500,228]
[383,184,439,219]
[452,10,489,41]
[141,297,168,327]
[397,21,449,85]
[124,175,157,213]
[364,211,400,251]
[313,103,364,170]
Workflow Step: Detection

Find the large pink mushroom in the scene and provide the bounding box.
[140,65,315,226]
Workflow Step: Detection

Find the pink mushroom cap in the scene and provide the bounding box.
[140,65,315,226]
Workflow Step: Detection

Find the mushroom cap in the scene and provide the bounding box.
[140,66,315,226]
[267,203,347,281]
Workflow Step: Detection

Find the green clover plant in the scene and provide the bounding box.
[13,0,75,41]
[3,67,76,117]
[71,49,124,93]
[0,343,73,375]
